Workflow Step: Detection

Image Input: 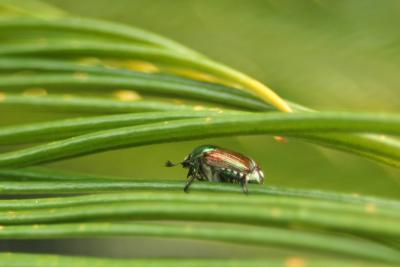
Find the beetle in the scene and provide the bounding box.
[165,144,264,194]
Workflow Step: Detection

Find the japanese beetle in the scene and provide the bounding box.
[166,144,264,194]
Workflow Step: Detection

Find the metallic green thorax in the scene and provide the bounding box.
[189,145,218,159]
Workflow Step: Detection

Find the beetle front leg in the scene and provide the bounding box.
[184,172,196,193]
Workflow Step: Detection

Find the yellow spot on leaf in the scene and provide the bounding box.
[174,69,217,82]
[125,60,159,73]
[114,90,142,101]
[33,224,40,229]
[193,105,205,111]
[77,57,103,66]
[210,108,224,113]
[270,208,282,217]
[73,72,89,81]
[79,224,86,231]
[285,257,306,267]
[365,203,377,213]
[0,225,4,230]
[103,60,159,72]
[23,88,47,97]
[62,94,74,100]
[0,92,6,102]
[204,117,212,123]
[173,99,185,105]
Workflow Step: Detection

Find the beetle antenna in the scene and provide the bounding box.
[165,160,179,167]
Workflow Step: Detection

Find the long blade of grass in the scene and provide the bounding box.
[0,111,228,145]
[0,57,250,92]
[0,252,396,267]
[0,197,398,238]
[0,222,398,263]
[0,169,399,208]
[0,191,398,218]
[300,133,400,168]
[0,74,271,111]
[0,93,200,113]
[1,168,399,208]
[0,112,398,167]
[0,17,202,56]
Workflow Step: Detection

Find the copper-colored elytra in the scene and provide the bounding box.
[204,149,252,171]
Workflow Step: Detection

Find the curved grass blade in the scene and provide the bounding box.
[1,169,399,208]
[0,17,202,56]
[0,198,399,238]
[0,112,399,168]
[0,111,230,145]
[0,252,396,267]
[1,168,399,208]
[300,133,400,168]
[0,191,398,218]
[0,167,122,181]
[0,93,201,113]
[0,222,399,263]
[0,57,242,90]
[0,74,272,111]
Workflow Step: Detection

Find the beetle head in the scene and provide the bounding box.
[180,154,192,168]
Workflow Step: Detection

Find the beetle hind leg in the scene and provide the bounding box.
[241,175,249,195]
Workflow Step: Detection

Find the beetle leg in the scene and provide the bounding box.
[241,175,249,195]
[184,170,196,193]
[184,162,200,193]
[198,158,212,181]
[190,158,204,181]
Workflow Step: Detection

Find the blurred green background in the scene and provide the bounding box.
[0,0,399,258]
